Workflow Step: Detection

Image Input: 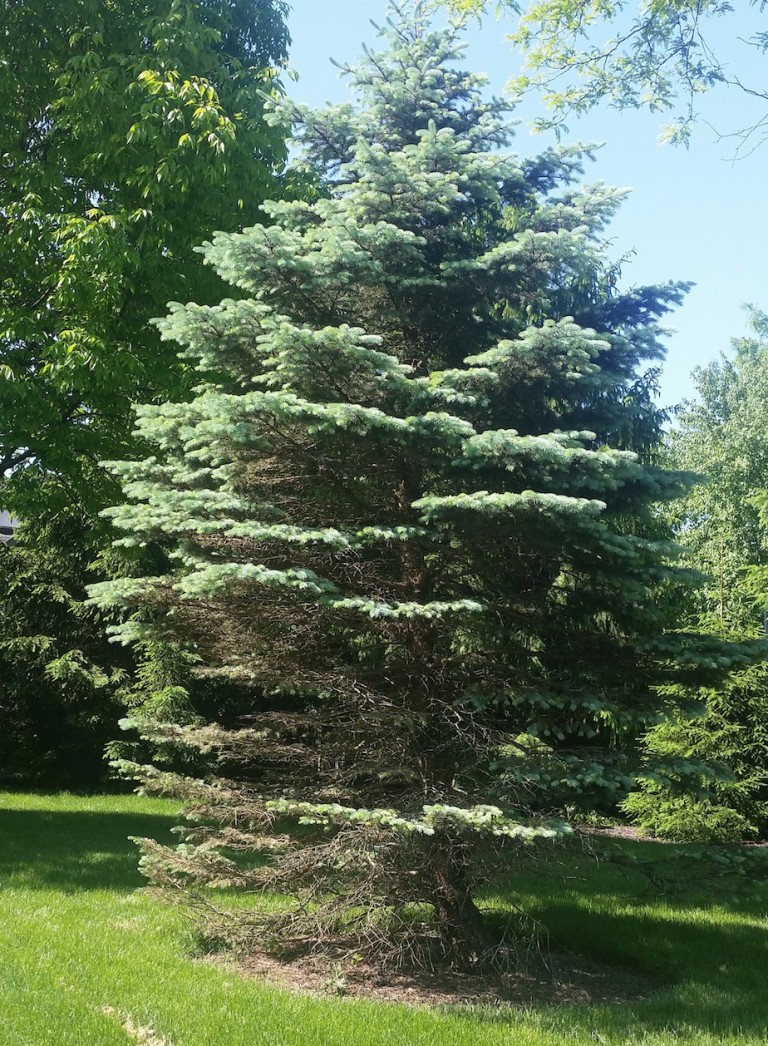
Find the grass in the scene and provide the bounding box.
[1,793,767,1045]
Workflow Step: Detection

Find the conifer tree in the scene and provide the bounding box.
[625,312,768,841]
[92,3,741,967]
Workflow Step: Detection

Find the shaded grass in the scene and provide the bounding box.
[0,804,177,892]
[1,791,767,1044]
[484,853,768,1044]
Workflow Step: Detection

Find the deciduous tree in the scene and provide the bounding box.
[441,0,768,150]
[0,0,292,784]
[0,0,290,512]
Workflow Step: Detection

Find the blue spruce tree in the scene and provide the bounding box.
[91,4,746,968]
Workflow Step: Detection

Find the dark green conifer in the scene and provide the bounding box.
[625,313,768,841]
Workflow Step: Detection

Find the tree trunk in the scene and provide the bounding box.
[428,847,494,970]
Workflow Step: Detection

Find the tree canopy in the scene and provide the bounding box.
[0,0,291,517]
[441,0,768,149]
[666,308,768,626]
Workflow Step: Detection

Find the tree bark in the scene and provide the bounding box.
[428,846,493,970]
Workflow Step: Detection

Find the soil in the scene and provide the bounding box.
[580,824,768,847]
[579,824,667,843]
[215,948,655,1010]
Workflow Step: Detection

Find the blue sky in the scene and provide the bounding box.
[285,1,768,410]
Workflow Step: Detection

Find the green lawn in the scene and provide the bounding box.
[1,792,767,1045]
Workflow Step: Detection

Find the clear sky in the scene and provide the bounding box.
[285,1,768,410]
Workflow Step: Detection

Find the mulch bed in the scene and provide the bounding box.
[204,824,768,1008]
[580,824,768,847]
[216,948,655,1009]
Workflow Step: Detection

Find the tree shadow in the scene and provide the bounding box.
[0,807,177,893]
[463,897,768,1039]
[5,806,767,1039]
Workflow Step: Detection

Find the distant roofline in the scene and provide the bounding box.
[0,510,19,545]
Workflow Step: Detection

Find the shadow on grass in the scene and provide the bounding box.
[0,808,177,893]
[6,808,768,1040]
[463,889,768,1040]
